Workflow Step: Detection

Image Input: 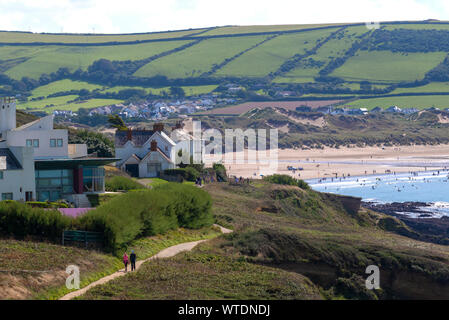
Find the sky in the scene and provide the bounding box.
[0,0,448,34]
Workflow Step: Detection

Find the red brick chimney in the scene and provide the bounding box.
[153,123,164,132]
[126,129,132,141]
[150,140,158,151]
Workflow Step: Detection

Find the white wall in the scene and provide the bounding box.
[138,152,174,178]
[0,146,36,201]
[0,100,16,134]
[5,129,69,159]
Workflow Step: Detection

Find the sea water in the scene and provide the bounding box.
[307,170,449,218]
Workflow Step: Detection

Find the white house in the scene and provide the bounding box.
[115,122,204,178]
[0,140,35,201]
[0,97,117,205]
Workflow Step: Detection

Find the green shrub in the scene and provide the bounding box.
[154,183,214,229]
[79,183,213,253]
[26,201,69,208]
[0,201,72,241]
[212,163,227,182]
[105,176,146,191]
[163,167,199,182]
[264,174,310,190]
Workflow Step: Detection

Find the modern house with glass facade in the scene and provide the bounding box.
[0,97,117,206]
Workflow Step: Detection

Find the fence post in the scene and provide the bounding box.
[62,231,64,246]
[85,231,87,249]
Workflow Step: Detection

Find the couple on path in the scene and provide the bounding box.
[123,250,136,272]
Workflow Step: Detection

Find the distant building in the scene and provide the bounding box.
[371,107,383,113]
[385,105,402,113]
[0,97,117,205]
[402,108,419,114]
[115,122,204,178]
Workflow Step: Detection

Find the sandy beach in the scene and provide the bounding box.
[204,144,449,179]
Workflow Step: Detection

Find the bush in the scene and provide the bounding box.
[105,176,146,191]
[154,183,214,229]
[0,201,73,241]
[264,174,310,190]
[79,183,213,253]
[26,201,69,209]
[163,167,199,182]
[212,163,227,182]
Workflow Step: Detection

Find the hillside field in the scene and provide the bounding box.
[2,21,449,113]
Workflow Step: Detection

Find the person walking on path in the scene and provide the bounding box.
[130,250,137,271]
[123,253,129,272]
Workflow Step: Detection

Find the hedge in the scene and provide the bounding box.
[105,176,146,191]
[264,174,310,190]
[0,201,73,241]
[78,183,213,253]
[163,167,200,182]
[26,201,69,209]
[0,183,213,254]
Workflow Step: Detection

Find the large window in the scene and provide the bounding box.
[83,167,105,193]
[35,169,73,201]
[1,193,12,200]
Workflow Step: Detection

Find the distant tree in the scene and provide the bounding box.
[88,59,116,74]
[107,114,128,131]
[169,86,185,98]
[69,129,114,157]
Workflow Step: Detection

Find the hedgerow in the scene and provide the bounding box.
[79,183,213,253]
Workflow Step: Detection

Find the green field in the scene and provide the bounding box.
[30,79,105,98]
[331,51,446,82]
[383,23,449,31]
[347,95,449,109]
[18,95,123,112]
[3,41,191,79]
[2,22,449,114]
[133,36,267,78]
[28,79,218,101]
[198,23,346,36]
[284,27,369,79]
[0,29,206,44]
[214,29,334,77]
[391,82,449,94]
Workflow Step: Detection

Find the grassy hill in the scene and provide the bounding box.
[2,21,449,113]
[193,107,449,148]
[78,181,449,300]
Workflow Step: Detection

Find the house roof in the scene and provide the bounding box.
[115,130,176,148]
[13,115,53,131]
[0,148,22,170]
[115,130,155,147]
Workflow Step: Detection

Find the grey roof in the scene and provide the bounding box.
[0,148,22,170]
[115,130,155,147]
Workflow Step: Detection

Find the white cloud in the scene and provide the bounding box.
[0,0,447,34]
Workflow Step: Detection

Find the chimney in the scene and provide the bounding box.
[153,122,164,132]
[126,129,132,141]
[150,140,157,151]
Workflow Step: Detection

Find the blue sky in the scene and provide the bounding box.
[0,0,447,34]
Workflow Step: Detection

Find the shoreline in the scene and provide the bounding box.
[204,144,449,180]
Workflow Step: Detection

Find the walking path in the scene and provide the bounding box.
[59,224,232,300]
